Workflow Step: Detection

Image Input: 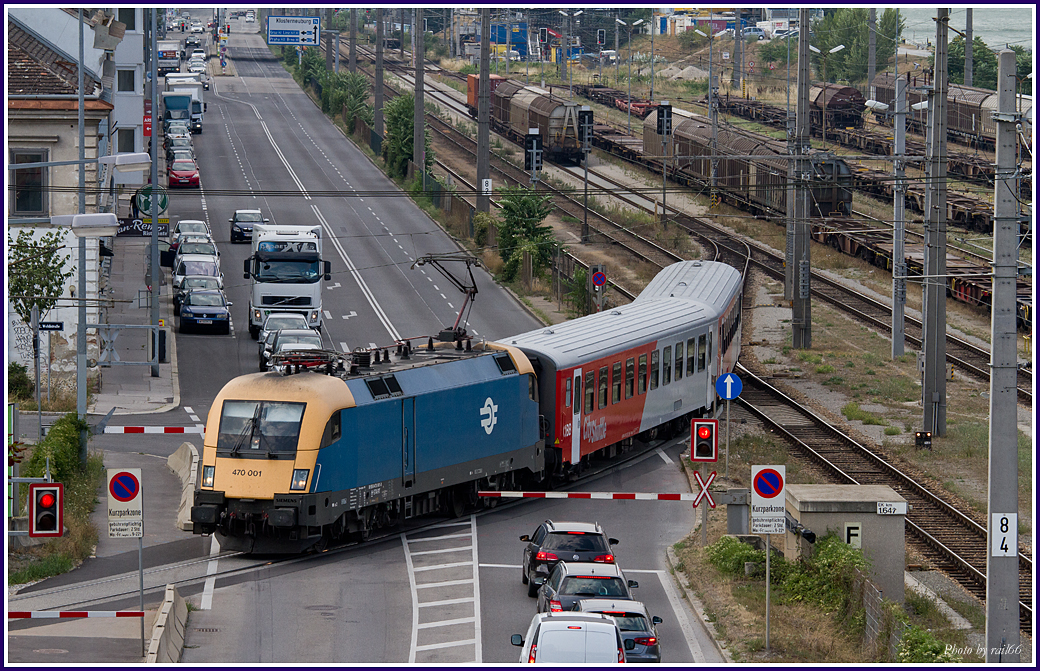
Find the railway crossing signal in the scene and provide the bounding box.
[691,419,718,462]
[28,483,64,538]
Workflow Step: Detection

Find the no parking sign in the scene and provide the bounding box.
[750,465,785,534]
[108,469,143,538]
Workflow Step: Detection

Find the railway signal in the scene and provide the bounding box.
[28,482,64,538]
[597,28,605,46]
[691,419,718,462]
[524,129,543,179]
[539,27,548,43]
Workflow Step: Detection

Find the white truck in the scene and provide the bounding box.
[243,224,331,339]
[169,81,205,132]
[157,39,181,76]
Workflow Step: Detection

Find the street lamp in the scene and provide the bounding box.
[617,17,644,133]
[559,10,582,96]
[810,43,845,144]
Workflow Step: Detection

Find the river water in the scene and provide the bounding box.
[897,6,1034,53]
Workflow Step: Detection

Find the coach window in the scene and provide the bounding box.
[687,338,697,375]
[625,358,635,399]
[564,376,573,408]
[612,362,622,404]
[698,334,707,372]
[598,367,608,409]
[638,354,648,395]
[674,342,683,380]
[663,346,672,385]
[650,350,660,390]
[707,332,713,366]
[584,371,595,414]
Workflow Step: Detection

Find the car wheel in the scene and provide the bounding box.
[259,357,267,372]
[221,323,230,335]
[521,560,529,585]
[249,324,260,340]
[527,578,539,598]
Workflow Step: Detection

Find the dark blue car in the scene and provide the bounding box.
[179,289,232,334]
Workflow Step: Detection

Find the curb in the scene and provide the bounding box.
[665,546,736,664]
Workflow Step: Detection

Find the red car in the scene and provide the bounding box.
[168,159,200,188]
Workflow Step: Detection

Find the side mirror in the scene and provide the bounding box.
[229,218,234,223]
[226,301,233,307]
[510,634,524,647]
[609,538,619,546]
[263,218,270,222]
[652,616,662,625]
[324,260,332,281]
[243,259,250,279]
[624,639,636,651]
[627,580,639,589]
[519,535,531,542]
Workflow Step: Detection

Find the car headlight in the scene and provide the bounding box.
[290,469,309,491]
[202,465,215,488]
[181,307,193,315]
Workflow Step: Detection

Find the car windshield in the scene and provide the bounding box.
[179,261,218,277]
[186,293,224,307]
[217,400,305,456]
[543,533,609,553]
[560,576,627,597]
[177,223,208,236]
[172,161,196,172]
[184,277,218,290]
[266,316,307,330]
[236,212,263,222]
[276,333,322,349]
[171,137,191,146]
[256,260,322,283]
[179,242,215,255]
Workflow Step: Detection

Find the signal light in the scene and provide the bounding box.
[691,419,718,462]
[28,483,64,538]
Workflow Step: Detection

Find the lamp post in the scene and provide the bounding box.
[617,17,644,133]
[810,43,845,144]
[559,10,582,96]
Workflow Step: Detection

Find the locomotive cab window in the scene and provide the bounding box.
[598,367,608,409]
[612,362,622,404]
[494,353,517,375]
[320,411,342,448]
[217,400,305,457]
[584,371,595,414]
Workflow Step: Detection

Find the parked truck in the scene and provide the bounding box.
[170,81,205,132]
[160,91,192,132]
[243,224,332,338]
[157,39,181,76]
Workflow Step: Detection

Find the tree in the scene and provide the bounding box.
[7,229,73,326]
[945,37,1032,90]
[382,93,433,179]
[496,186,557,281]
[807,8,904,84]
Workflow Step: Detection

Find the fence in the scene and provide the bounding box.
[849,567,907,661]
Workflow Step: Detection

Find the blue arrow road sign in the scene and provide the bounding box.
[715,372,743,400]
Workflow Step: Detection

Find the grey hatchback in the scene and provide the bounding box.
[521,520,618,597]
[574,598,663,663]
[537,561,638,614]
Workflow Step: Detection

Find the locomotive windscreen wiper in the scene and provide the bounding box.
[230,403,262,455]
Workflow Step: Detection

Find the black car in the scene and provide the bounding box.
[537,561,638,613]
[521,520,618,597]
[174,275,223,314]
[229,209,269,243]
[179,289,231,334]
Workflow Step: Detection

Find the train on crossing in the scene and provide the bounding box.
[191,260,743,552]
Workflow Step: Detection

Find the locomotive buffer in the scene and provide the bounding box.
[413,254,482,343]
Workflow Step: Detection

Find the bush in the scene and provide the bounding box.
[22,412,89,484]
[8,362,34,400]
[896,625,962,663]
[705,535,766,575]
[780,535,867,607]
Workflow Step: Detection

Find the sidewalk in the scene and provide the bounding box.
[88,199,180,417]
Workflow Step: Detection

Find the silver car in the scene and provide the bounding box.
[257,312,313,370]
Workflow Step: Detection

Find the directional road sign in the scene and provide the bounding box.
[107,468,143,538]
[715,372,743,400]
[267,16,320,46]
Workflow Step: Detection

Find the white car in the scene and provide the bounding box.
[173,254,222,289]
[511,612,629,663]
[245,12,255,23]
[189,61,206,74]
[191,49,206,60]
[191,23,203,33]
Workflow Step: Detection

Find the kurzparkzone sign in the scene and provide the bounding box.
[266,16,320,46]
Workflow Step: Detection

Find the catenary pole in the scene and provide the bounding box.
[792,8,812,349]
[892,78,907,358]
[349,8,356,73]
[477,8,491,214]
[149,9,159,379]
[375,10,384,137]
[414,8,425,180]
[77,8,88,461]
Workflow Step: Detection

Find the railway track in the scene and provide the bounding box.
[733,362,1033,633]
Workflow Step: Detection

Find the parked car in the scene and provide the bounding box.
[174,235,219,261]
[173,254,222,288]
[164,135,194,158]
[166,148,195,166]
[511,611,629,664]
[537,561,638,614]
[742,26,766,40]
[521,521,619,597]
[229,209,269,243]
[260,329,325,371]
[179,289,232,334]
[573,599,663,663]
[168,158,200,188]
[169,220,210,251]
[174,275,223,314]
[257,312,313,368]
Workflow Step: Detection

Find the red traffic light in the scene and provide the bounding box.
[28,483,64,538]
[691,419,719,462]
[697,425,712,440]
[39,492,56,508]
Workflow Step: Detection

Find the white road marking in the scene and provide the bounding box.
[327,282,341,289]
[323,310,332,319]
[183,406,193,414]
[200,534,221,610]
[655,447,675,464]
[339,342,349,352]
[341,311,358,319]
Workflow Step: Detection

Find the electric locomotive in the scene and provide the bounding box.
[192,261,743,552]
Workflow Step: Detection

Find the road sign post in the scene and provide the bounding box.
[715,373,743,478]
[751,464,785,653]
[108,468,145,655]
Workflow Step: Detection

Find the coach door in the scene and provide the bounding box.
[402,398,415,488]
[571,369,582,465]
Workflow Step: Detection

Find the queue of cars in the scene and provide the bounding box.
[512,519,663,663]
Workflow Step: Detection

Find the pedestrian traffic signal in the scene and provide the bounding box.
[691,419,718,462]
[28,483,64,538]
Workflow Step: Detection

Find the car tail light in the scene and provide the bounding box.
[528,644,537,663]
[618,647,626,663]
[634,636,657,646]
[535,551,558,561]
[593,554,615,563]
[549,599,563,612]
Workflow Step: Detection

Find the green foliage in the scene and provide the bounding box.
[9,553,75,584]
[23,412,89,483]
[944,37,1032,90]
[472,211,494,248]
[566,267,591,315]
[7,229,74,327]
[779,535,867,606]
[496,186,557,281]
[677,30,709,52]
[842,402,886,425]
[382,93,434,179]
[896,624,962,663]
[458,64,477,76]
[705,535,766,575]
[8,362,34,400]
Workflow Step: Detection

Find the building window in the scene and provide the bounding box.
[117,128,136,153]
[117,69,135,92]
[118,8,136,31]
[10,150,47,214]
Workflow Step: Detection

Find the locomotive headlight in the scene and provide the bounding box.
[290,469,310,491]
[202,465,215,488]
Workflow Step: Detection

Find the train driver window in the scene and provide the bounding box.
[687,338,697,375]
[528,374,537,401]
[584,371,595,414]
[612,362,622,404]
[598,367,608,409]
[675,342,683,380]
[320,411,342,449]
[638,354,648,395]
[625,358,635,399]
[698,335,707,372]
[650,350,660,390]
[663,346,672,385]
[564,377,572,408]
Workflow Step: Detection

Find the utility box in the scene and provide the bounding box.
[785,484,907,603]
